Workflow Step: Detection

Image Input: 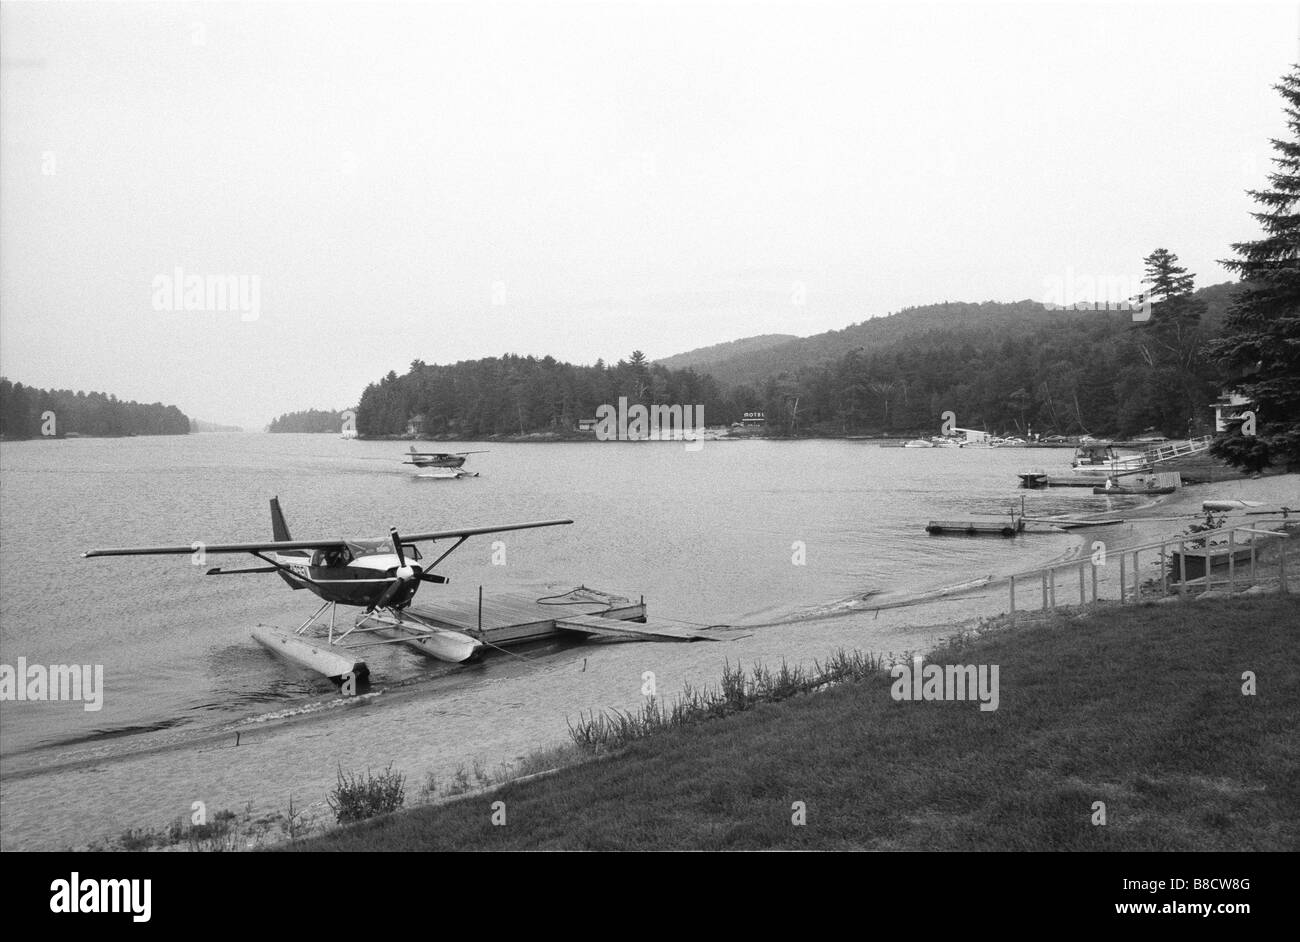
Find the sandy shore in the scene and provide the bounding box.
[2,473,1294,852]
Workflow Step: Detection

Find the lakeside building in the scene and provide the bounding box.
[1213,390,1251,432]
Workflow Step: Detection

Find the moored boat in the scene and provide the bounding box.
[1092,484,1176,496]
[1071,442,1148,475]
[1018,469,1049,489]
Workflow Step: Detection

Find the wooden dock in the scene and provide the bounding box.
[1093,471,1182,495]
[399,587,716,646]
[554,613,714,641]
[926,518,1024,536]
[1020,516,1124,530]
[253,586,715,681]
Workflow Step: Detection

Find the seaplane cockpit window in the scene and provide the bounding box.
[314,547,353,568]
[402,544,422,561]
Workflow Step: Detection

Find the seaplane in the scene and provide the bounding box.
[402,447,487,479]
[82,499,575,680]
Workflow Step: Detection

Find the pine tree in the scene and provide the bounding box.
[1143,248,1196,302]
[1134,248,1210,434]
[1209,64,1300,470]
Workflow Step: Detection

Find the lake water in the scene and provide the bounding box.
[1,434,1157,848]
[0,434,1129,758]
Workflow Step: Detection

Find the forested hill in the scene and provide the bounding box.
[267,409,350,433]
[654,333,798,374]
[355,280,1240,441]
[0,379,191,438]
[356,354,733,438]
[655,284,1238,388]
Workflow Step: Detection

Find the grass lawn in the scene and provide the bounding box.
[286,595,1299,851]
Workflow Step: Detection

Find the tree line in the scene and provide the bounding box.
[356,352,739,437]
[0,379,191,439]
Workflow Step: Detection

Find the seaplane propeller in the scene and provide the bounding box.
[368,527,448,612]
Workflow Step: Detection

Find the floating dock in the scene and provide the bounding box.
[1020,516,1124,530]
[251,587,715,681]
[1092,471,1182,495]
[1021,474,1119,488]
[926,518,1024,537]
[391,587,716,646]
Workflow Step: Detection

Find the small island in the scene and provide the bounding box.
[266,408,352,433]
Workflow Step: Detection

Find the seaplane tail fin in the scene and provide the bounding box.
[269,497,306,590]
[270,496,292,541]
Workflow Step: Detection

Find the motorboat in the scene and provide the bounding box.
[1071,443,1147,476]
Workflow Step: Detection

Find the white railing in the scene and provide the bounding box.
[1005,522,1291,620]
[1142,435,1215,464]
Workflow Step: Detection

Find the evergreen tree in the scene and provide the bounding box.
[1131,248,1212,435]
[1142,248,1196,302]
[1209,64,1300,470]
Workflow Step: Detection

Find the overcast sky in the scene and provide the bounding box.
[1,1,1295,428]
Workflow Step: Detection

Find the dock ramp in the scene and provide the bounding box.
[1142,435,1214,465]
[554,614,717,642]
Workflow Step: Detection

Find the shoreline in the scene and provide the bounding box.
[290,594,1300,852]
[2,473,1294,852]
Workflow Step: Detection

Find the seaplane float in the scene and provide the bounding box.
[82,499,713,682]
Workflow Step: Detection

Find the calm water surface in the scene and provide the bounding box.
[0,433,1131,761]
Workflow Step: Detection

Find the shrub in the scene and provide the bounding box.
[327,763,406,824]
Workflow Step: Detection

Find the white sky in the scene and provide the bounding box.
[1,0,1296,428]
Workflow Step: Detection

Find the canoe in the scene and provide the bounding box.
[1093,485,1176,495]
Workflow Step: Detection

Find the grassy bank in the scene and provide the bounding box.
[286,595,1298,851]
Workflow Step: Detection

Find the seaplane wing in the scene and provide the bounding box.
[83,520,573,557]
[398,519,573,542]
[83,538,350,558]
